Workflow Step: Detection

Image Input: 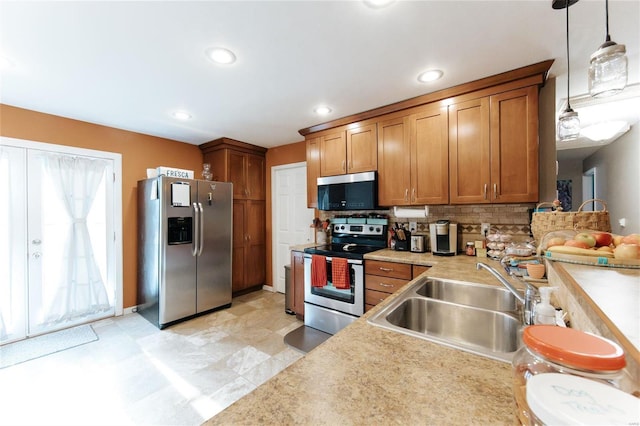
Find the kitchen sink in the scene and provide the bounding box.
[415,278,520,312]
[367,277,523,362]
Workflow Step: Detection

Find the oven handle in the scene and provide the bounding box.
[303,253,363,265]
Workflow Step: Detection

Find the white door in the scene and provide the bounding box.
[272,162,315,293]
[0,138,122,344]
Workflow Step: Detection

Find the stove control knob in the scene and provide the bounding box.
[376,227,381,232]
[369,226,374,232]
[340,225,346,231]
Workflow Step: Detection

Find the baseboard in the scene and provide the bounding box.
[123,305,139,315]
[262,285,275,292]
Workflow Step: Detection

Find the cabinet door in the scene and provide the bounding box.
[229,151,247,199]
[490,86,539,203]
[411,105,449,205]
[346,123,377,173]
[246,153,265,200]
[449,97,491,204]
[245,200,266,287]
[291,251,305,316]
[320,131,346,176]
[306,137,320,208]
[232,200,246,291]
[377,116,411,206]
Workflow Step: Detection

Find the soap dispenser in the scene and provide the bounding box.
[535,287,557,325]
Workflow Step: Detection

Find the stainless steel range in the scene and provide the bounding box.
[303,223,387,335]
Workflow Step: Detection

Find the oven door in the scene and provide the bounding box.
[303,254,364,317]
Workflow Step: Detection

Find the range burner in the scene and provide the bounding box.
[304,223,388,260]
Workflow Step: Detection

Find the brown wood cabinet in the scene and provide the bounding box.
[291,250,305,318]
[364,260,412,312]
[449,86,538,204]
[377,104,448,206]
[306,137,320,208]
[199,138,267,294]
[319,123,377,177]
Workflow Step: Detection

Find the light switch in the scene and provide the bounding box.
[618,218,626,227]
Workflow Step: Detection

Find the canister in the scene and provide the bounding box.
[512,325,626,426]
[465,242,475,256]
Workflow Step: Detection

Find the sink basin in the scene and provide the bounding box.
[416,278,520,312]
[367,277,523,362]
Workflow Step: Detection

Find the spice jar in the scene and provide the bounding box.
[465,242,475,256]
[512,325,626,426]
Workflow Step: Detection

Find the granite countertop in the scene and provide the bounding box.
[206,253,519,425]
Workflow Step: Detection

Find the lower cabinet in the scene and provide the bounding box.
[232,200,265,293]
[365,260,431,312]
[291,250,305,318]
[364,260,412,312]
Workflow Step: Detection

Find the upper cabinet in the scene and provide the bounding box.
[377,104,449,206]
[306,137,320,208]
[320,123,377,177]
[299,60,552,207]
[449,86,538,204]
[199,138,267,201]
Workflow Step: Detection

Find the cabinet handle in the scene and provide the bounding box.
[483,184,488,200]
[342,160,346,172]
[493,183,498,199]
[379,267,394,272]
[412,188,416,202]
[378,282,394,288]
[404,189,409,202]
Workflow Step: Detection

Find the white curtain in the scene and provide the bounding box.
[43,153,110,323]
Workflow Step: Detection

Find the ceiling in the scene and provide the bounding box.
[1,1,638,152]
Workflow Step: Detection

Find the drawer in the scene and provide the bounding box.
[365,289,391,307]
[365,274,409,294]
[412,264,431,278]
[365,260,411,280]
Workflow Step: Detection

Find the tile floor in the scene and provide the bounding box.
[0,290,304,426]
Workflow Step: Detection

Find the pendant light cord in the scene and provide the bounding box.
[566,0,572,110]
[605,0,611,42]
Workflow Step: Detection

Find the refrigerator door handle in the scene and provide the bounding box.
[192,202,200,256]
[197,202,204,256]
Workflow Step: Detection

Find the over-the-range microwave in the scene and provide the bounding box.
[317,172,378,211]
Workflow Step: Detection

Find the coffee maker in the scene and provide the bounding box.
[429,220,458,256]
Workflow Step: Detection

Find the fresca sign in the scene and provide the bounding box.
[157,166,194,179]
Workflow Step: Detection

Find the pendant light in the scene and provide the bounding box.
[588,0,628,98]
[557,0,580,141]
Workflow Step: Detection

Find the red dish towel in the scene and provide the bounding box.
[332,257,350,289]
[311,255,327,287]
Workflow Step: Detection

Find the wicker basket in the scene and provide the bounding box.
[531,198,611,242]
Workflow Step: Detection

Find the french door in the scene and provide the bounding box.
[0,138,122,345]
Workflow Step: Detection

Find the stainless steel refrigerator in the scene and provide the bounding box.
[137,176,232,328]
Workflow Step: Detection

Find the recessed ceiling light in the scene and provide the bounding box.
[363,0,396,9]
[314,106,332,115]
[417,69,444,83]
[171,111,192,120]
[205,47,237,65]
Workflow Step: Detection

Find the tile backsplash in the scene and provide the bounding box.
[319,203,537,247]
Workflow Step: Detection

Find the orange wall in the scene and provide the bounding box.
[1,104,204,308]
[264,141,307,286]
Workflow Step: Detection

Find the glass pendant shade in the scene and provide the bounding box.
[589,42,628,98]
[557,109,580,141]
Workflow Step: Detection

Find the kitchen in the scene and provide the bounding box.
[1,1,639,424]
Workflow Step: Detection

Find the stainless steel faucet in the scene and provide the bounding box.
[476,262,538,325]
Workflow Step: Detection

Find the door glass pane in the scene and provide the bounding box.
[28,150,115,335]
[0,146,28,344]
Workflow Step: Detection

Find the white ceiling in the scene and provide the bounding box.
[1,1,638,150]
